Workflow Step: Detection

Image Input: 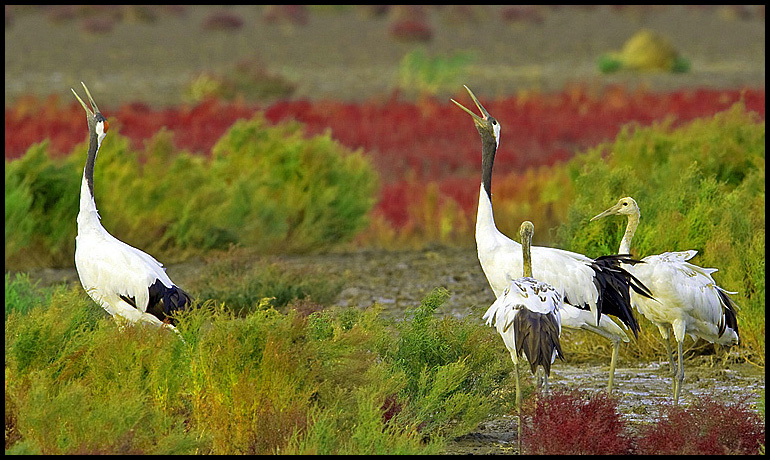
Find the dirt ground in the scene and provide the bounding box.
[4,5,765,107]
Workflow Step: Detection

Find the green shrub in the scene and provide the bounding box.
[5,115,378,269]
[386,287,515,439]
[4,142,82,268]
[552,102,765,361]
[187,249,343,315]
[5,276,504,454]
[398,48,475,96]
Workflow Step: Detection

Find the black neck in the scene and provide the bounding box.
[84,126,98,199]
[480,134,496,201]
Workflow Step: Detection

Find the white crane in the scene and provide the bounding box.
[72,82,192,332]
[483,220,564,411]
[452,85,653,392]
[591,196,739,404]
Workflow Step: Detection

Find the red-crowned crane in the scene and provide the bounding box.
[72,82,192,333]
[591,196,739,404]
[452,85,653,393]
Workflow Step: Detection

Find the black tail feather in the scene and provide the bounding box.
[513,308,564,376]
[589,254,653,338]
[146,279,193,326]
[716,287,739,340]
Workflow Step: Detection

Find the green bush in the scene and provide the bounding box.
[4,115,378,269]
[187,249,343,315]
[386,287,515,439]
[397,48,475,96]
[552,102,765,361]
[5,276,506,454]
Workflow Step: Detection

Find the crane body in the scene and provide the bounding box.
[72,82,191,331]
[592,196,739,403]
[453,85,652,392]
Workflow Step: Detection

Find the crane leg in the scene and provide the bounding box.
[664,338,676,376]
[607,340,620,393]
[513,360,522,454]
[673,340,684,405]
[514,360,522,413]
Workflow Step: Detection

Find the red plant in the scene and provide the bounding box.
[389,19,433,42]
[4,87,765,236]
[381,393,403,425]
[81,16,116,34]
[634,395,765,455]
[202,10,244,30]
[522,388,631,455]
[500,6,545,24]
[261,5,308,26]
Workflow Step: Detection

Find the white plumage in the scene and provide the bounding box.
[452,85,652,392]
[591,196,739,403]
[72,82,192,331]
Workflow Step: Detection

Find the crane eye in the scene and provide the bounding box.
[622,202,628,206]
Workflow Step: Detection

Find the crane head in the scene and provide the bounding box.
[590,196,640,221]
[451,85,500,148]
[519,220,535,242]
[72,82,109,144]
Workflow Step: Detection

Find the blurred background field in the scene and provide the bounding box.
[4,6,765,454]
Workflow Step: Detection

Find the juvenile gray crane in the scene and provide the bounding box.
[483,220,565,412]
[591,196,739,404]
[483,220,563,454]
[452,85,653,392]
[72,82,192,331]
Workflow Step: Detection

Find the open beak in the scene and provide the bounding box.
[590,203,622,222]
[451,85,490,124]
[71,82,100,116]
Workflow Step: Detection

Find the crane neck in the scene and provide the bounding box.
[619,211,640,255]
[83,125,99,199]
[522,234,533,277]
[78,125,102,228]
[480,132,497,201]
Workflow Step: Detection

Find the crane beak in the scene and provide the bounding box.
[451,85,490,124]
[590,203,622,222]
[71,82,100,116]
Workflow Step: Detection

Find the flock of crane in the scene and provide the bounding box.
[71,83,740,419]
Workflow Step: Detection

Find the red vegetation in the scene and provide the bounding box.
[389,19,433,42]
[501,6,545,24]
[262,5,308,26]
[5,87,764,233]
[634,395,765,455]
[522,389,631,455]
[202,10,244,30]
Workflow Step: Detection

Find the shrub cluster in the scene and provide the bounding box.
[5,114,377,269]
[5,277,515,454]
[552,102,765,362]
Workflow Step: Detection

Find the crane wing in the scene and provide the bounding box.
[483,277,562,330]
[75,230,180,321]
[633,252,739,343]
